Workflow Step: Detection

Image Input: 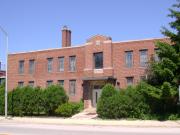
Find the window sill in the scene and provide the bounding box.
[68,71,76,73]
[94,69,103,73]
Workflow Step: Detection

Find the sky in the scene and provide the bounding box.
[0,0,176,66]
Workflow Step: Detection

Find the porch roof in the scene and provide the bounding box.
[82,76,116,81]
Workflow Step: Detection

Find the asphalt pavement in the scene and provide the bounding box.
[0,122,180,135]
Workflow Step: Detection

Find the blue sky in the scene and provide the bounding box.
[0,0,176,63]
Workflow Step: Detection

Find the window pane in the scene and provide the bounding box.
[58,57,64,71]
[154,49,160,62]
[140,50,148,67]
[47,58,53,72]
[18,82,24,87]
[94,52,103,69]
[69,80,76,96]
[29,60,35,74]
[125,51,133,68]
[28,81,34,87]
[58,80,64,87]
[126,77,133,86]
[69,56,76,71]
[46,80,53,87]
[19,60,24,74]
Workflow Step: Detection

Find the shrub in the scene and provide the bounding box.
[0,84,5,114]
[100,84,117,99]
[97,84,150,119]
[97,84,117,118]
[43,85,68,115]
[55,101,83,117]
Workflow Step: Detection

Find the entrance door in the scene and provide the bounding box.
[92,89,102,107]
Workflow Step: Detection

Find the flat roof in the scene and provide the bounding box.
[9,37,167,55]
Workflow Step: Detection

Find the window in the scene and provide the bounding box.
[18,60,24,74]
[58,57,64,71]
[140,50,148,67]
[18,81,24,87]
[69,56,76,71]
[47,58,53,72]
[69,80,76,96]
[125,51,133,68]
[46,80,53,86]
[140,76,146,81]
[126,77,133,86]
[94,52,103,69]
[58,80,64,87]
[29,59,35,74]
[154,49,160,62]
[28,81,34,87]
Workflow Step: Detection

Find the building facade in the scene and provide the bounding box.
[7,26,168,108]
[0,62,6,85]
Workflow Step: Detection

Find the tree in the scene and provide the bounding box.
[147,0,180,87]
[147,0,180,113]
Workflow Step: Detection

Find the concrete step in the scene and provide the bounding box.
[71,108,97,119]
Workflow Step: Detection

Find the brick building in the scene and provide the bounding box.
[7,26,168,108]
[0,62,6,85]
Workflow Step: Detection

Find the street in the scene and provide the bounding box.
[0,122,180,135]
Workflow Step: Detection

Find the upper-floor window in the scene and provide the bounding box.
[125,51,133,68]
[58,57,64,71]
[94,52,103,69]
[18,81,24,87]
[28,81,34,87]
[154,49,160,62]
[29,59,35,74]
[140,49,148,67]
[69,80,76,96]
[18,60,24,74]
[69,56,76,71]
[47,58,53,72]
[46,80,53,87]
[58,80,64,87]
[126,77,133,86]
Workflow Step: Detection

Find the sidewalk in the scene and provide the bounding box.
[1,116,180,127]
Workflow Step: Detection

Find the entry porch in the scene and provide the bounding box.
[82,76,116,108]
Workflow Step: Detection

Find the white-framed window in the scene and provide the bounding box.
[29,59,35,74]
[154,48,160,62]
[28,81,35,87]
[69,56,76,71]
[18,60,24,74]
[58,80,64,87]
[18,81,24,87]
[126,77,133,86]
[125,51,133,68]
[58,57,64,71]
[140,49,148,67]
[69,80,76,96]
[46,80,53,87]
[47,58,53,72]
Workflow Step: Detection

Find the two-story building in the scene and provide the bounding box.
[7,26,168,108]
[0,62,6,85]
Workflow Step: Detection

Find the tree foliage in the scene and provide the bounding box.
[147,0,180,87]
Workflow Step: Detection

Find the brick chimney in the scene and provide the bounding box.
[62,26,71,48]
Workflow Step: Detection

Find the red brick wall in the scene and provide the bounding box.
[7,36,169,102]
[8,46,85,102]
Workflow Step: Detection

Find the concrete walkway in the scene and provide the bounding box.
[0,116,180,127]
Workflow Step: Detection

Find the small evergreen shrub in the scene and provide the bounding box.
[43,85,68,115]
[55,101,83,117]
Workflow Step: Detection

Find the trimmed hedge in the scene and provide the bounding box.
[0,85,68,116]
